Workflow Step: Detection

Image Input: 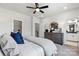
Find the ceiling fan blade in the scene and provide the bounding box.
[26,6,35,9]
[40,10,44,13]
[33,10,36,14]
[39,5,48,9]
[35,3,39,8]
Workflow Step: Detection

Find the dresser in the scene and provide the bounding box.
[44,32,63,45]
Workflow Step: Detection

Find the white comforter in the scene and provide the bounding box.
[0,40,44,56]
[24,35,57,56]
[15,40,44,56]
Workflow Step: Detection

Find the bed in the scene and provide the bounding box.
[24,35,57,56]
[0,34,44,56]
[17,41,44,56]
[0,33,57,56]
[0,43,44,56]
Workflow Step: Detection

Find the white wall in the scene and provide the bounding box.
[0,7,32,36]
[40,8,79,44]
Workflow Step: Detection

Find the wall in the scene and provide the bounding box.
[40,8,79,44]
[0,7,32,36]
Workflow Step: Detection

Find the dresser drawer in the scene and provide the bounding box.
[44,32,63,45]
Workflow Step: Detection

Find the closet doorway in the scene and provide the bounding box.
[35,23,39,37]
[14,20,22,33]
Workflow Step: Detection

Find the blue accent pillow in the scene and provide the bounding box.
[11,32,15,39]
[11,32,24,44]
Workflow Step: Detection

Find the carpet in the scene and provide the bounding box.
[55,44,79,56]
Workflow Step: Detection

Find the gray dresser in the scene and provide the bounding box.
[44,32,63,45]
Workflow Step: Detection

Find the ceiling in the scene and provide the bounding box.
[0,3,79,18]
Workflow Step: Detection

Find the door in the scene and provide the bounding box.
[14,20,22,33]
[35,23,39,37]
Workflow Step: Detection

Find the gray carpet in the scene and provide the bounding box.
[55,44,79,56]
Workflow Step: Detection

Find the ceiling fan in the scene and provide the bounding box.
[26,3,48,14]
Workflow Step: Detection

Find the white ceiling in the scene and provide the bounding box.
[0,3,79,18]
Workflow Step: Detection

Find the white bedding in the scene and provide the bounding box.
[0,33,57,56]
[0,34,44,56]
[0,40,44,56]
[24,35,57,56]
[17,40,44,56]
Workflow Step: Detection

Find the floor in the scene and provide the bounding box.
[55,44,79,56]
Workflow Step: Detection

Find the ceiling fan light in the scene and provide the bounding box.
[36,8,39,12]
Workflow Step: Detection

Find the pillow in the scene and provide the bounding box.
[0,47,5,56]
[0,34,8,48]
[0,50,4,56]
[10,32,15,39]
[11,32,24,44]
[0,33,20,56]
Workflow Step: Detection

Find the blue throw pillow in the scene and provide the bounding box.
[11,32,24,44]
[11,32,15,39]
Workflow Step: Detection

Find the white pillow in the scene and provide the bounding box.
[0,33,16,48]
[0,34,8,48]
[0,33,20,56]
[0,50,3,56]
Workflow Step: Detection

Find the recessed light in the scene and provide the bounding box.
[64,6,68,10]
